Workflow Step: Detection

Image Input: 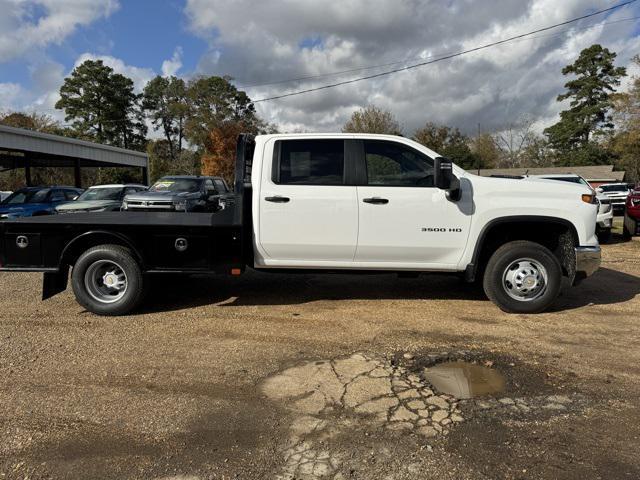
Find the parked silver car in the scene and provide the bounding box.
[56,184,147,213]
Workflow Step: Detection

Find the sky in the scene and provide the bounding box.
[1,0,640,137]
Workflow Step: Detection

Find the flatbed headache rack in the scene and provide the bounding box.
[234,133,256,262]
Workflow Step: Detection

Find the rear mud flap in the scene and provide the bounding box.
[42,266,69,300]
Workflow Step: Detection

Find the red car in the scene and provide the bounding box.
[623,190,640,237]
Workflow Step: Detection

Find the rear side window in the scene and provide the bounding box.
[275,139,344,185]
[214,179,227,192]
[64,189,80,200]
[49,190,66,202]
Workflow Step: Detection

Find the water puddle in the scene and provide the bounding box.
[423,361,505,399]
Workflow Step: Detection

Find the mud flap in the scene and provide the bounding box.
[557,230,576,286]
[42,266,69,300]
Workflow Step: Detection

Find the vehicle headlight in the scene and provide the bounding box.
[581,194,597,204]
[0,214,8,219]
[174,200,187,211]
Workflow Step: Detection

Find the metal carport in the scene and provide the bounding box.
[0,125,148,188]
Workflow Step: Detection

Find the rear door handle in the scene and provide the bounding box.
[363,197,389,205]
[265,196,290,203]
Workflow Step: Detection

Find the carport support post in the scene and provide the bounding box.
[142,166,149,186]
[74,159,81,188]
[24,156,32,186]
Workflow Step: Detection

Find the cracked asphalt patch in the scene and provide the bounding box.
[261,352,587,479]
[1,237,640,479]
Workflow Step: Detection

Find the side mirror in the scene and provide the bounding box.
[72,195,79,201]
[434,157,461,201]
[434,157,454,190]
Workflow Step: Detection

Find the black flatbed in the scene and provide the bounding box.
[5,208,238,227]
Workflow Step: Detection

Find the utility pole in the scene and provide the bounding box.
[477,122,481,176]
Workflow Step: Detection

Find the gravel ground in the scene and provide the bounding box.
[1,233,639,479]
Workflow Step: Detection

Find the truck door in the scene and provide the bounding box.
[257,138,358,263]
[354,139,472,267]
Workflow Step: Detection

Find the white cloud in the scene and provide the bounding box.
[0,0,119,63]
[0,83,24,111]
[184,0,640,135]
[162,46,183,77]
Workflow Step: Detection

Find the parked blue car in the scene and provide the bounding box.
[0,186,84,219]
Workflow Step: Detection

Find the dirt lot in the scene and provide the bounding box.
[1,233,639,480]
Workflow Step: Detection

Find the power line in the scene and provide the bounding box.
[238,14,640,90]
[252,0,638,103]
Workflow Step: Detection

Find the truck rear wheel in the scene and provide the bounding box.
[483,240,562,314]
[71,244,144,316]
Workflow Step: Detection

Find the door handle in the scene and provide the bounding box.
[265,196,290,203]
[363,197,389,205]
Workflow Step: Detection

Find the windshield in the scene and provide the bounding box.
[78,187,123,201]
[599,184,629,193]
[150,178,201,193]
[544,176,589,186]
[1,189,49,205]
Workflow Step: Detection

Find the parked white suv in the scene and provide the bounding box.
[527,174,613,242]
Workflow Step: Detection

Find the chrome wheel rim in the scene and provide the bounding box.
[502,258,548,302]
[84,260,128,304]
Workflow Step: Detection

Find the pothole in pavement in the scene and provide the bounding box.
[261,351,587,480]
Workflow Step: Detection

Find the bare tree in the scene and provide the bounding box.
[493,115,538,168]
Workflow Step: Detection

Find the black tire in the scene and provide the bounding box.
[623,221,633,240]
[597,229,612,243]
[483,240,562,314]
[71,244,144,316]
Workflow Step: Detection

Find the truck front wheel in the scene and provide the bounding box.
[71,244,144,316]
[483,240,562,314]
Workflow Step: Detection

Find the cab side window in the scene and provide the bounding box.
[204,179,216,194]
[364,140,434,187]
[275,139,344,185]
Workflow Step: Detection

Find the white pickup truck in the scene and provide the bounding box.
[0,133,601,316]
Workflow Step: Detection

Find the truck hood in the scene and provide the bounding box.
[124,191,197,202]
[476,174,593,196]
[56,200,119,211]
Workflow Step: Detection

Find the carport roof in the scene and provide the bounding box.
[0,124,148,168]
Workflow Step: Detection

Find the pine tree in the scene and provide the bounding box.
[56,60,147,150]
[544,44,625,165]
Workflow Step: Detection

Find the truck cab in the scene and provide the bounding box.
[0,133,601,316]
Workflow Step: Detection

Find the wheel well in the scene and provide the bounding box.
[60,232,143,268]
[472,219,578,280]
